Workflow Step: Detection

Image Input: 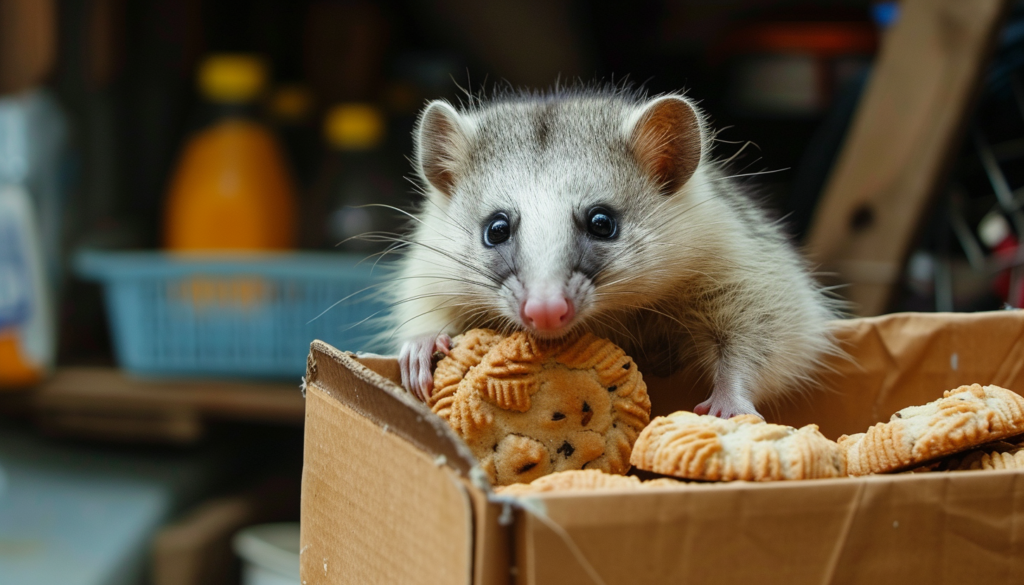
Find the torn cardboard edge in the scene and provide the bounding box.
[300,378,480,584]
[306,340,479,477]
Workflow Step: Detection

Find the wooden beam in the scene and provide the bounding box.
[806,0,1011,315]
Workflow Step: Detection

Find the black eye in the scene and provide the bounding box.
[587,207,617,239]
[484,213,511,246]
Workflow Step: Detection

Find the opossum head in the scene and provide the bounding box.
[410,89,709,339]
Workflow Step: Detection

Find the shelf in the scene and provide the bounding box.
[6,367,305,443]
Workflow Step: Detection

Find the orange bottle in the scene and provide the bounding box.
[164,55,297,250]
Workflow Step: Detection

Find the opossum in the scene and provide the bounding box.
[387,87,839,419]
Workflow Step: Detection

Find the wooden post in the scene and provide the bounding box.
[806,0,1011,316]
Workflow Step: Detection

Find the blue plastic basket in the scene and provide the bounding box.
[75,250,392,379]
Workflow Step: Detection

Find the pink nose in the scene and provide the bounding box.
[522,295,575,331]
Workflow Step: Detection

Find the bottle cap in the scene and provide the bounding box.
[325,103,384,150]
[198,54,267,103]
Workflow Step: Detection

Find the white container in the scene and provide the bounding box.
[0,87,69,387]
[0,184,54,385]
[233,523,301,585]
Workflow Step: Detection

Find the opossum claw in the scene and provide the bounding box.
[694,376,762,420]
[400,334,451,402]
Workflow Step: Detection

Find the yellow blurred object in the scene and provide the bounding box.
[325,104,384,150]
[198,54,267,103]
[269,85,313,122]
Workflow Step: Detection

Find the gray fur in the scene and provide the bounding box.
[388,88,839,413]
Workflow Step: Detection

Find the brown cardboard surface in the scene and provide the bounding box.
[306,340,477,475]
[784,311,1024,437]
[301,311,1024,585]
[467,483,513,585]
[300,351,475,584]
[518,471,1024,585]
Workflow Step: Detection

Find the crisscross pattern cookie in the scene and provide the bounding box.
[630,411,845,481]
[840,384,1024,476]
[430,329,651,486]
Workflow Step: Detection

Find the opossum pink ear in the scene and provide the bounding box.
[630,96,702,195]
[416,100,470,198]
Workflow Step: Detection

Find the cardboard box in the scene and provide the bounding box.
[299,311,1024,585]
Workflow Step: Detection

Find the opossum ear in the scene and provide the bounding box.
[416,100,471,198]
[629,96,703,195]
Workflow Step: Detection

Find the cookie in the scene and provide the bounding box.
[430,329,651,486]
[496,469,683,495]
[496,469,642,494]
[952,439,1024,471]
[960,448,1024,471]
[630,411,846,481]
[431,328,507,421]
[840,384,1024,476]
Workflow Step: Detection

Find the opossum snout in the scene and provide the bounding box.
[521,293,575,332]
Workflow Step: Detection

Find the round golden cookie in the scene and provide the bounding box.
[495,469,683,495]
[429,329,651,486]
[630,411,846,481]
[840,384,1024,476]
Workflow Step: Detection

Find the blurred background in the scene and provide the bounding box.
[0,0,1022,583]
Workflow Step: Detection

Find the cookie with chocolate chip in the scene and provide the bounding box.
[430,329,651,486]
[840,384,1024,476]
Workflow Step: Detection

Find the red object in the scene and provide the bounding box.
[992,235,1024,306]
[712,22,878,63]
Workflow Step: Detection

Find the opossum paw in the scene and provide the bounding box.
[694,393,762,420]
[399,333,451,402]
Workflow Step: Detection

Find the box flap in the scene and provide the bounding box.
[517,470,1024,585]
[306,340,478,475]
[306,342,514,585]
[300,374,475,584]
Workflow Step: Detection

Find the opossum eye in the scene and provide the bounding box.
[587,207,617,239]
[484,213,511,246]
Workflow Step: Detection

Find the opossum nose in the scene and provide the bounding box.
[522,295,575,331]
